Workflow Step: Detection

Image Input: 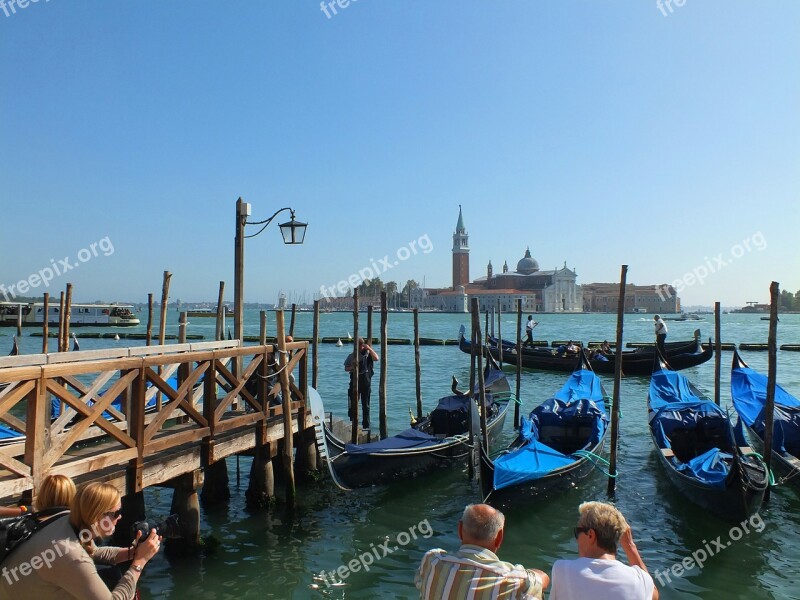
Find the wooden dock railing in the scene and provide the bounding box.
[0,339,310,502]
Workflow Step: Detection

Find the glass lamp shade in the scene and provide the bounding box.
[279,218,307,245]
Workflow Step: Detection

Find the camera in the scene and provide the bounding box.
[131,514,181,540]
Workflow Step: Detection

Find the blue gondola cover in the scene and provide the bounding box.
[492,368,607,491]
[732,365,800,455]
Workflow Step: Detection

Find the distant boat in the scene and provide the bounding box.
[760,316,778,321]
[8,336,19,356]
[0,302,140,327]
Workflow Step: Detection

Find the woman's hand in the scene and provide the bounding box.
[132,528,162,563]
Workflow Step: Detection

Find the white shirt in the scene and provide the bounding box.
[550,558,655,600]
[526,319,535,331]
[654,318,668,336]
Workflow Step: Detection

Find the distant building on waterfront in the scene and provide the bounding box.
[581,282,680,313]
[415,207,583,313]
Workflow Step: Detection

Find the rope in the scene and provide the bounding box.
[603,395,621,419]
[492,391,522,405]
[573,449,617,478]
[777,466,800,486]
[741,451,777,486]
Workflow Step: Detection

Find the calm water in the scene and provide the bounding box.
[5,311,800,599]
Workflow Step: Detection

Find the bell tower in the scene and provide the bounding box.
[452,205,470,290]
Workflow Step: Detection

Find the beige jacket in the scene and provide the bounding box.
[0,514,138,600]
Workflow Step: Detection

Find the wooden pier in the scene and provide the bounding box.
[0,338,316,546]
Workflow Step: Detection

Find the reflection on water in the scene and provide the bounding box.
[6,311,800,599]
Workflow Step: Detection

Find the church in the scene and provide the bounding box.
[414,207,583,313]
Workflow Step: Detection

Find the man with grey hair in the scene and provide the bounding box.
[550,501,658,599]
[415,504,549,599]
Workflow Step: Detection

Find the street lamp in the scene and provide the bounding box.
[234,197,307,349]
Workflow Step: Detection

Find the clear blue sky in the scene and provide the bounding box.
[1,1,798,307]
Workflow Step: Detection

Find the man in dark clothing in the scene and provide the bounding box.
[344,337,379,429]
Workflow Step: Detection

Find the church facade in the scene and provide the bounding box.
[416,207,583,313]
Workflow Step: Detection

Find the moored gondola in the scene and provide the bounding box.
[460,331,713,376]
[648,351,768,521]
[479,350,609,506]
[322,353,511,489]
[731,349,800,492]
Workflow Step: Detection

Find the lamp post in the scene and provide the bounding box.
[233,197,307,351]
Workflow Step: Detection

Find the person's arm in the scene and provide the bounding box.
[620,527,659,600]
[344,354,353,372]
[531,568,549,589]
[91,544,133,565]
[363,344,379,361]
[0,505,27,517]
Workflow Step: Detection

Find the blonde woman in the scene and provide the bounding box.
[34,474,77,512]
[0,482,161,600]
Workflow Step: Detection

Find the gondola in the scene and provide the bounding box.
[648,351,768,521]
[731,349,800,491]
[479,350,609,506]
[483,329,702,357]
[322,353,511,489]
[460,332,713,376]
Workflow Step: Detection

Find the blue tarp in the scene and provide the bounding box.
[732,365,800,455]
[553,369,606,404]
[649,368,705,410]
[674,447,731,489]
[492,369,608,491]
[344,428,440,454]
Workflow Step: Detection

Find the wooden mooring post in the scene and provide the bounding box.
[714,301,721,406]
[246,311,275,507]
[351,290,359,443]
[763,281,780,502]
[312,300,320,390]
[275,310,296,508]
[216,281,226,342]
[515,299,522,429]
[414,308,422,420]
[63,283,73,353]
[379,292,388,440]
[57,291,65,352]
[146,293,154,346]
[607,264,628,496]
[42,292,49,354]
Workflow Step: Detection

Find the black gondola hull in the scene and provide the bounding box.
[651,434,767,522]
[461,336,712,375]
[325,402,508,488]
[742,423,800,492]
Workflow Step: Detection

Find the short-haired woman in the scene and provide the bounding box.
[0,482,161,600]
[34,474,77,512]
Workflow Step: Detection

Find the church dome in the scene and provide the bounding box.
[516,247,539,275]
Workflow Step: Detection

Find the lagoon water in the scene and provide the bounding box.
[5,310,799,599]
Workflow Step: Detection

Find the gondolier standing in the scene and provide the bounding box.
[344,337,379,429]
[654,315,668,355]
[523,315,538,348]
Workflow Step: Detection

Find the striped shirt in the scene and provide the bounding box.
[415,544,544,600]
